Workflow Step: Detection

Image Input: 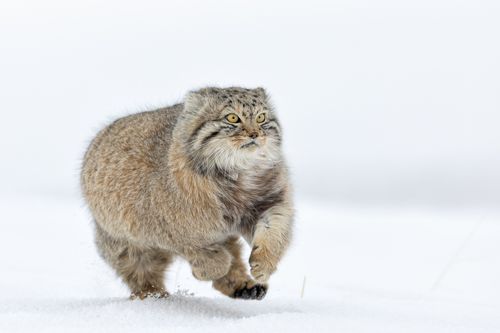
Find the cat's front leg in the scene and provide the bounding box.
[249,202,293,283]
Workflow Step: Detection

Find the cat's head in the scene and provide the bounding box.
[175,87,282,173]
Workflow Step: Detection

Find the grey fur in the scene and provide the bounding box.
[81,87,294,299]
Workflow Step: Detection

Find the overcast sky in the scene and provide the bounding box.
[1,0,499,207]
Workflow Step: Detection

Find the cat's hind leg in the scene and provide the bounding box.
[95,223,173,299]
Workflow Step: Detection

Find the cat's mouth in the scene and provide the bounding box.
[240,140,259,149]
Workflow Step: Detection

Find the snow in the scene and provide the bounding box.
[1,194,499,332]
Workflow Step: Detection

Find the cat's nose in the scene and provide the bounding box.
[249,132,258,139]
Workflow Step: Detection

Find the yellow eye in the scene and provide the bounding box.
[256,113,266,123]
[225,113,240,123]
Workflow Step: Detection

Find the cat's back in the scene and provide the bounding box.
[81,104,183,224]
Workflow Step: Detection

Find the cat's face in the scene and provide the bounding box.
[179,87,282,173]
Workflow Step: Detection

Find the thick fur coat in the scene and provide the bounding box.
[81,87,294,300]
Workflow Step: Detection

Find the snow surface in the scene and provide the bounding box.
[1,194,499,332]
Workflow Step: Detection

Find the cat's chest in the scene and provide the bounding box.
[217,170,282,227]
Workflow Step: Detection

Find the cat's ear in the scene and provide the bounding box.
[254,87,273,107]
[254,87,269,100]
[184,91,207,114]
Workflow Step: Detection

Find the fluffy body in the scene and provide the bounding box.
[81,87,294,300]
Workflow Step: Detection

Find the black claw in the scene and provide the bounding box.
[240,288,251,299]
[233,288,243,298]
[250,286,258,298]
[233,284,268,300]
[256,285,267,300]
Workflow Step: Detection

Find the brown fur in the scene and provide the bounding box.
[81,87,293,300]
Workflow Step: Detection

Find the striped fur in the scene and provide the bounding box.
[81,87,294,300]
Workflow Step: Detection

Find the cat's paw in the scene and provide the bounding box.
[190,245,232,281]
[213,271,267,300]
[130,289,169,300]
[233,282,268,300]
[249,245,277,283]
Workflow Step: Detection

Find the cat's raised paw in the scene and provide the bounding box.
[249,245,277,283]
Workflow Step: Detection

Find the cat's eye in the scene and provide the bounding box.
[256,113,266,123]
[225,113,240,123]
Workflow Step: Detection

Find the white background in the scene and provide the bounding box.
[1,0,499,206]
[1,1,499,332]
